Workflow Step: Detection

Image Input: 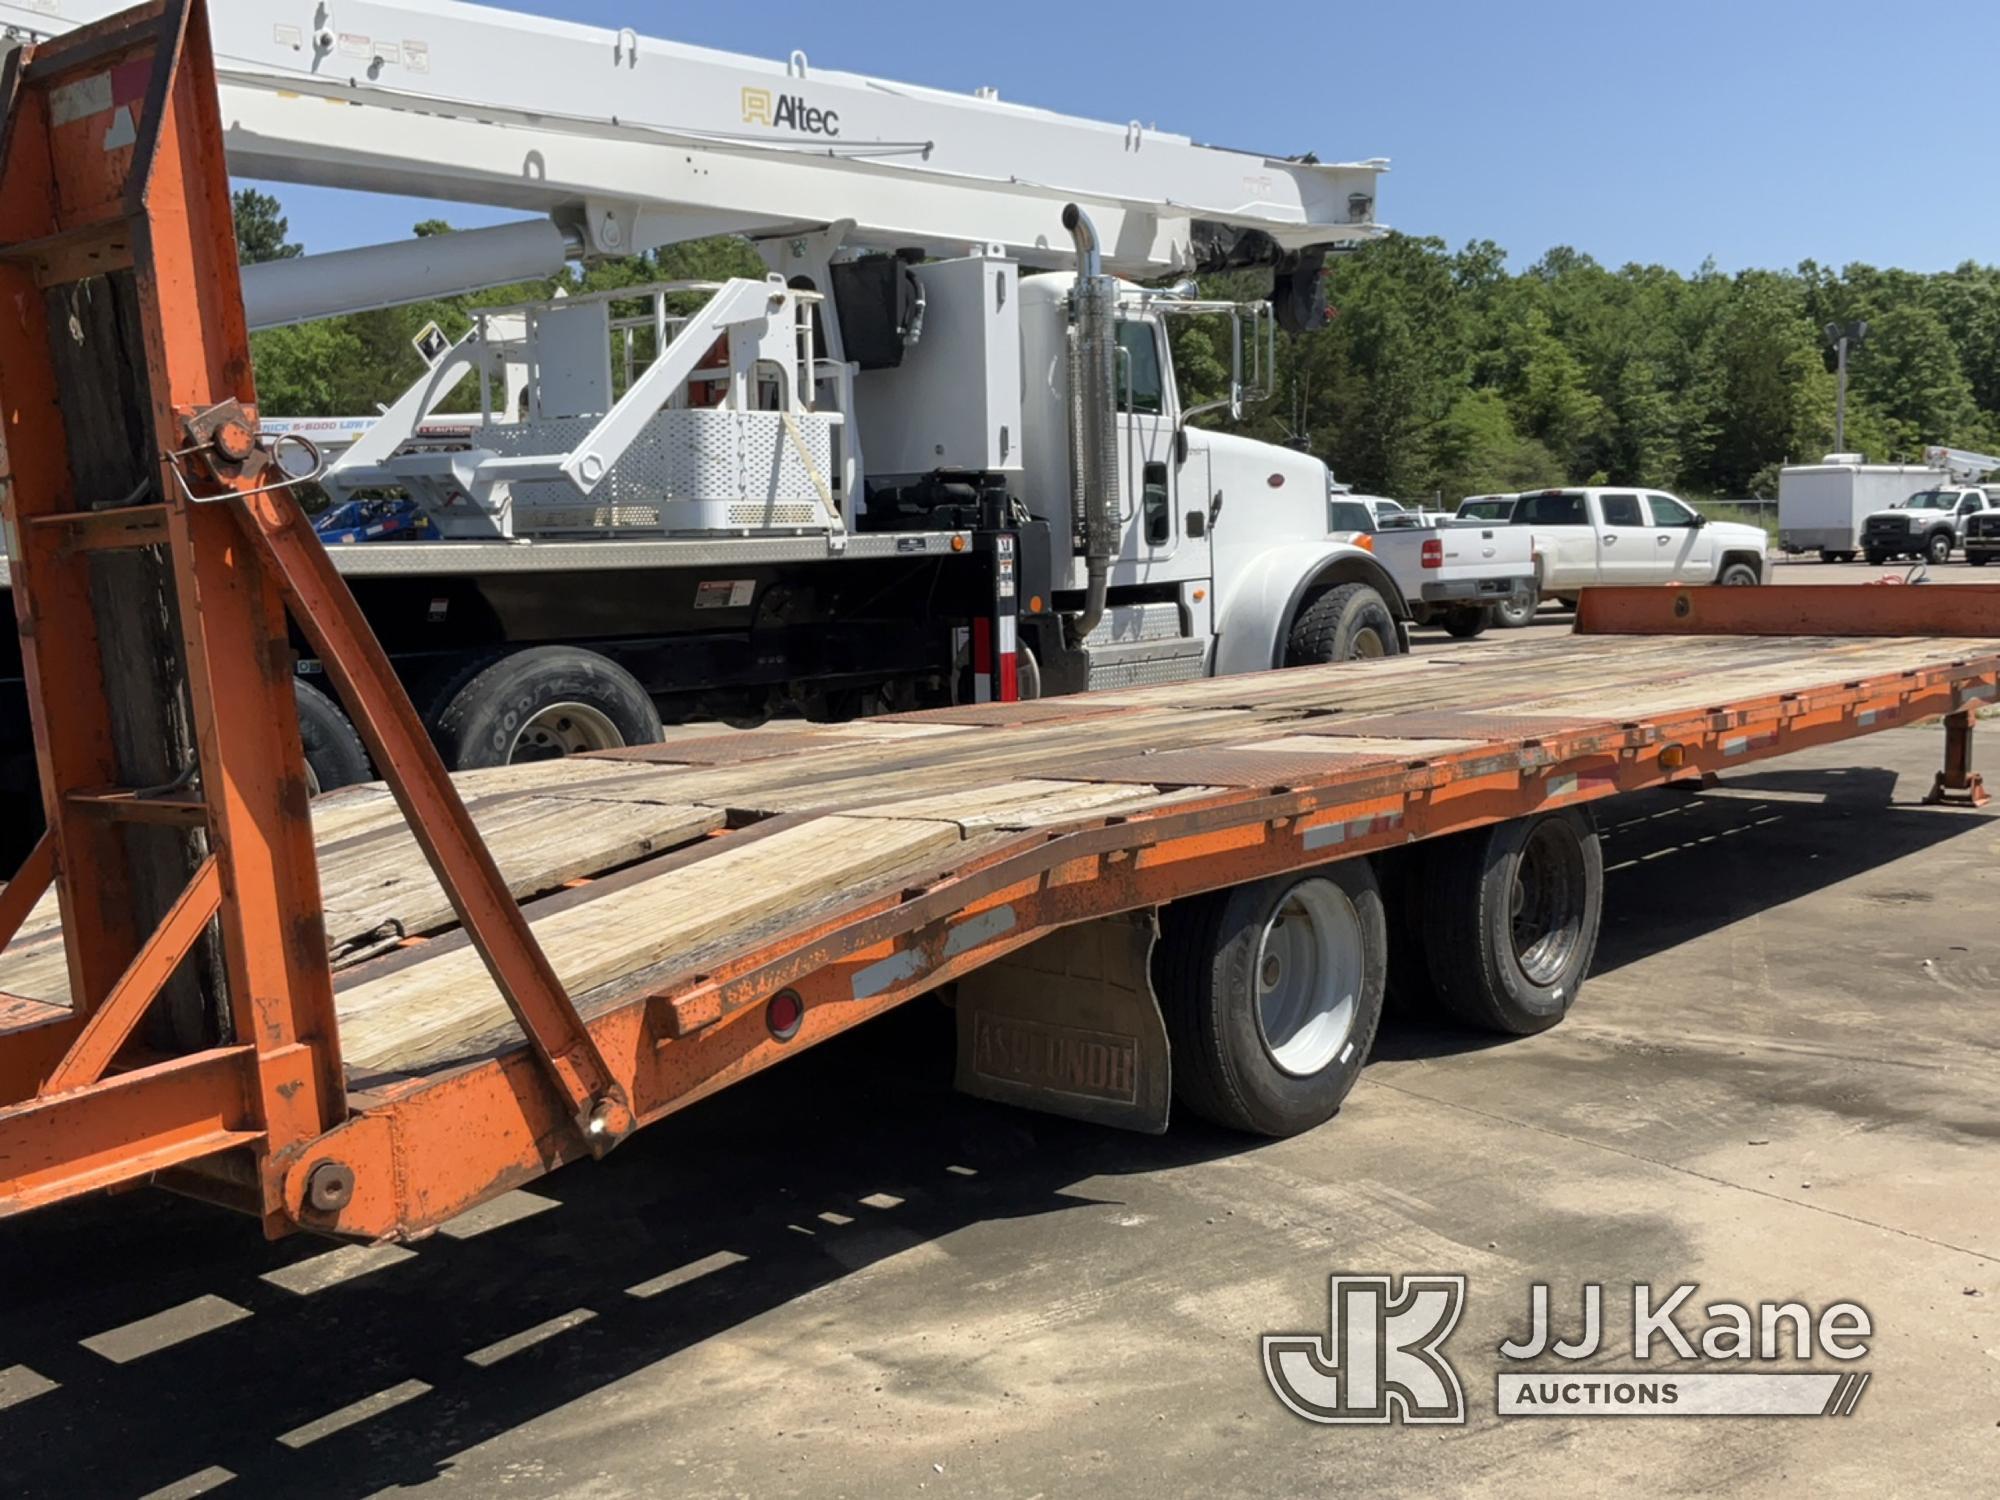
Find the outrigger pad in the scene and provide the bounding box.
[953,912,1171,1134]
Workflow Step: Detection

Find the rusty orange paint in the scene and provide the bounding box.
[0,834,54,955]
[1577,583,2000,638]
[39,857,220,1096]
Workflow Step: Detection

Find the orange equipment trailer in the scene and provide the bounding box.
[0,1,1994,1243]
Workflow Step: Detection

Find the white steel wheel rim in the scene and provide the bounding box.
[1254,879,1363,1077]
[509,701,625,763]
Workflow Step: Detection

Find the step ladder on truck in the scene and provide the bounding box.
[0,0,1997,1240]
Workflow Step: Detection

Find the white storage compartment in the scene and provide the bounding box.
[853,255,1022,481]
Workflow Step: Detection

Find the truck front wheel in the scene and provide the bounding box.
[1410,808,1604,1036]
[1717,562,1761,586]
[1926,531,1954,566]
[432,647,663,769]
[1154,862,1388,1137]
[1285,582,1403,665]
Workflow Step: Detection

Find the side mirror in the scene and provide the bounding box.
[1175,427,1190,466]
[1690,512,1709,529]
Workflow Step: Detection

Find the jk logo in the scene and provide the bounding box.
[1264,1274,1467,1425]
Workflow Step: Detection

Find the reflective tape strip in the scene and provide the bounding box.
[850,905,1019,1001]
[1302,811,1403,852]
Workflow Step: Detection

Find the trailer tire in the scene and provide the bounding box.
[1417,808,1602,1036]
[432,646,662,769]
[1153,862,1387,1137]
[1285,582,1404,665]
[1372,846,1437,1019]
[294,678,372,796]
[1926,530,1954,566]
[1442,607,1489,640]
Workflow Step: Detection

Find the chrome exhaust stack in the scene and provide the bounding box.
[1062,203,1118,649]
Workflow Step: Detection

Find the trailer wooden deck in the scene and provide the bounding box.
[6,623,1995,1090]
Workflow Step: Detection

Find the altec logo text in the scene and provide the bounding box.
[741,87,840,137]
[1265,1276,1874,1424]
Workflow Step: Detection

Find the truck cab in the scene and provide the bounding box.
[1511,488,1770,592]
[1958,488,2000,565]
[1862,487,1998,566]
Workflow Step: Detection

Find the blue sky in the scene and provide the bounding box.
[247,0,1998,277]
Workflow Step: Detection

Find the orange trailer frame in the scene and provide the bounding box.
[0,1,1994,1243]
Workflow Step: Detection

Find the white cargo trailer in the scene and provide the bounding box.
[1777,457,1946,561]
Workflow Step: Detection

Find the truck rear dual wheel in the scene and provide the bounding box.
[1490,590,1539,629]
[1154,861,1388,1137]
[294,679,372,796]
[431,646,663,770]
[1286,582,1404,665]
[1398,809,1604,1035]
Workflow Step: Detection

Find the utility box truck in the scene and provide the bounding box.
[0,0,1409,852]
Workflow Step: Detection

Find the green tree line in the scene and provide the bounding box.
[1176,235,2000,502]
[236,190,2000,502]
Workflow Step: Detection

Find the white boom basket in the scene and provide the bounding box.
[486,409,836,534]
[323,276,847,540]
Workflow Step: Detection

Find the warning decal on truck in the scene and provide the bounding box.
[694,580,757,610]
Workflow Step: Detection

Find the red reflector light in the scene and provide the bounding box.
[1421,537,1444,569]
[766,989,805,1042]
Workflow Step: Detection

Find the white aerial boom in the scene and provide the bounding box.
[10,0,1386,326]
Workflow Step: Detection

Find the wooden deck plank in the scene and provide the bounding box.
[335,814,964,1072]
[7,630,1997,1070]
[319,798,724,959]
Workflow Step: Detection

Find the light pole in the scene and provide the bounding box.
[1824,319,1868,453]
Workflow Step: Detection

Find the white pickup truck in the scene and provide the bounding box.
[1859,485,2000,566]
[1510,488,1770,601]
[1327,495,1538,637]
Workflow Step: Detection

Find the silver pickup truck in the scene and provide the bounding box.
[1328,495,1539,637]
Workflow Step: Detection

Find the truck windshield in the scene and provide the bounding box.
[1902,491,1956,510]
